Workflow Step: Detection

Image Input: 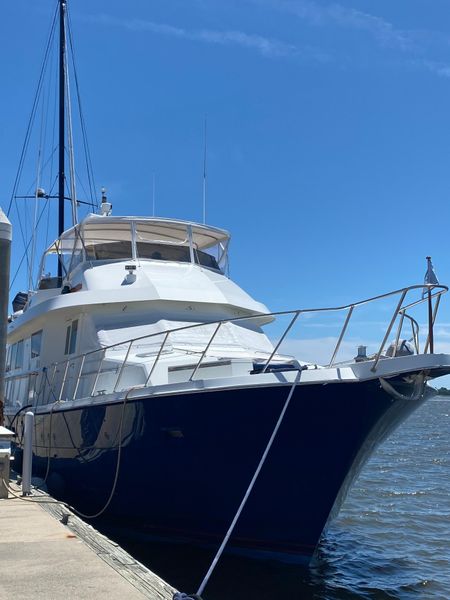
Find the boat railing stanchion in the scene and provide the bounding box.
[114,340,133,393]
[328,305,354,367]
[58,360,70,401]
[22,411,34,496]
[424,289,441,354]
[145,332,170,386]
[262,311,300,374]
[371,289,408,372]
[413,317,420,354]
[48,363,58,404]
[91,349,106,396]
[72,354,86,400]
[189,322,223,382]
[399,313,420,354]
[392,310,406,358]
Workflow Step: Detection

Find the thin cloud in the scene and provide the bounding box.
[247,0,450,79]
[87,13,298,58]
[253,0,411,50]
[419,60,450,79]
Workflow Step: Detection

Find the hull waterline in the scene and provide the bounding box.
[9,376,425,564]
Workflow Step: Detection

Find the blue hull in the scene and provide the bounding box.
[10,379,422,564]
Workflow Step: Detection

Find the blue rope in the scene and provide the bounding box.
[173,594,203,600]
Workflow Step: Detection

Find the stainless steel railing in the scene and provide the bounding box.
[4,283,447,407]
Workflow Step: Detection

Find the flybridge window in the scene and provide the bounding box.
[194,247,220,270]
[135,223,222,271]
[137,242,191,263]
[83,223,132,261]
[136,224,191,263]
[38,250,62,290]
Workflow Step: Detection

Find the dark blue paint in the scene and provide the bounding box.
[9,379,422,564]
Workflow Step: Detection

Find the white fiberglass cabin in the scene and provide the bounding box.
[6,214,282,408]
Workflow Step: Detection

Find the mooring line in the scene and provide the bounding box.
[194,368,304,598]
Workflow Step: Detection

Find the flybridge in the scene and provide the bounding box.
[37,215,231,291]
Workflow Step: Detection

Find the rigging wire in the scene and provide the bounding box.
[7,2,59,293]
[67,5,98,211]
[29,69,49,291]
[203,115,207,224]
[9,0,98,294]
[64,16,79,227]
[9,199,50,291]
[49,40,58,213]
[7,3,58,218]
[75,169,94,208]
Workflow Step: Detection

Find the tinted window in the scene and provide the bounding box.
[31,330,43,358]
[65,320,79,355]
[69,320,78,354]
[85,241,132,260]
[15,340,24,369]
[136,242,191,263]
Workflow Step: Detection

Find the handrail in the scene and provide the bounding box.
[4,283,448,406]
[21,283,446,371]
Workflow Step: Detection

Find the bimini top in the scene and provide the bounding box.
[50,215,230,252]
[38,215,231,290]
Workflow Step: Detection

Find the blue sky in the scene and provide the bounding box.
[2,0,450,375]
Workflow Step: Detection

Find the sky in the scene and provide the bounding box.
[2,0,450,379]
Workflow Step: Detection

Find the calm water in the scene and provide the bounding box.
[111,397,450,599]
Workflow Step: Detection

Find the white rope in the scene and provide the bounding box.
[72,386,138,519]
[196,369,303,597]
[2,478,68,506]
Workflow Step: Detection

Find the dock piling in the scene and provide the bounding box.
[22,411,34,495]
[0,207,12,426]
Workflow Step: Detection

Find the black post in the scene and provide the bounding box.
[58,0,66,278]
[428,289,434,354]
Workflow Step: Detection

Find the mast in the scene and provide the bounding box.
[58,0,66,240]
[58,0,66,279]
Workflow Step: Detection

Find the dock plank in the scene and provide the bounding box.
[0,485,176,600]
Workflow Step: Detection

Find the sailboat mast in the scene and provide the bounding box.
[58,0,66,240]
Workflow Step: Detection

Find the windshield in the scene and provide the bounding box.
[47,219,229,285]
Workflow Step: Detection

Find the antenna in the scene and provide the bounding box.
[203,115,207,224]
[152,172,156,217]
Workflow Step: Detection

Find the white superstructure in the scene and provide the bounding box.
[6,215,280,406]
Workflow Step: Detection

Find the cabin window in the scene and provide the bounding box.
[15,340,24,369]
[64,320,78,355]
[31,330,43,358]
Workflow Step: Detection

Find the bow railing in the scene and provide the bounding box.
[4,284,447,408]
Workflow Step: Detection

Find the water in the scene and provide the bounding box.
[111,397,450,599]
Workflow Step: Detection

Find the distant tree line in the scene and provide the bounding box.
[434,387,450,396]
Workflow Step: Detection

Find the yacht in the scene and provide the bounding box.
[4,0,450,571]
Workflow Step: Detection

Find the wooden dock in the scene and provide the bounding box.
[0,480,177,600]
